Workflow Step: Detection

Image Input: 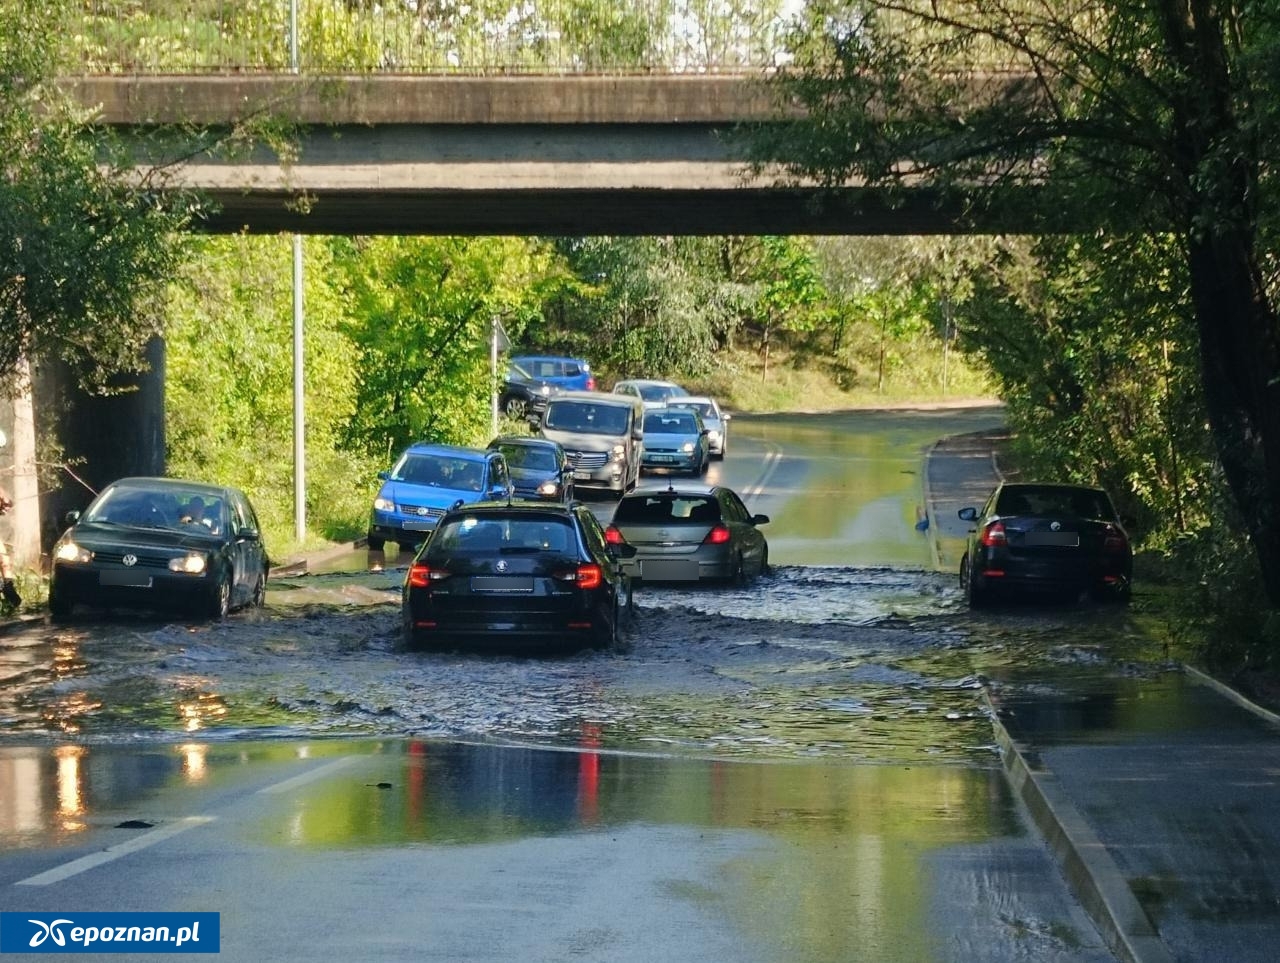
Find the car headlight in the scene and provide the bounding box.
[707,430,721,442]
[538,385,551,396]
[168,553,208,575]
[681,442,695,453]
[374,497,395,512]
[537,480,558,496]
[54,541,93,565]
[610,444,626,462]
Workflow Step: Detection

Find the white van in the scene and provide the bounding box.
[538,391,644,496]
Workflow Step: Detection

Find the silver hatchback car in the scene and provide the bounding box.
[605,484,769,583]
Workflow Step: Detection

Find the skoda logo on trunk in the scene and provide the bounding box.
[1050,521,1061,531]
[122,554,138,567]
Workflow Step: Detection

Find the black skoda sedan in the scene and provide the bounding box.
[957,482,1133,607]
[48,477,270,622]
[400,501,634,652]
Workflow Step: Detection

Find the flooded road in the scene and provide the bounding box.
[0,407,1160,764]
[0,407,1171,961]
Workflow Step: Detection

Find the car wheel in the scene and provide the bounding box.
[367,533,385,552]
[758,545,770,578]
[251,572,267,608]
[504,397,528,419]
[48,585,74,623]
[398,607,425,652]
[961,556,988,609]
[205,571,231,620]
[729,553,747,587]
[592,598,620,649]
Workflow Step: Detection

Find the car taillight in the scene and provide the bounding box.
[703,524,732,545]
[586,375,597,390]
[604,525,626,545]
[980,521,1007,547]
[407,563,449,588]
[556,564,603,589]
[1103,524,1128,553]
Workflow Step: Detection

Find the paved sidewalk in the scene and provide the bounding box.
[926,430,1280,963]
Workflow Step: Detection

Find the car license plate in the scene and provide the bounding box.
[1024,532,1080,547]
[649,456,676,464]
[402,520,435,531]
[471,576,535,593]
[641,559,700,581]
[100,570,153,588]
[573,470,592,480]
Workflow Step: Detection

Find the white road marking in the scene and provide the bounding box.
[16,816,215,887]
[742,446,784,501]
[257,756,360,795]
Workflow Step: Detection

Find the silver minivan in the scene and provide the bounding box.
[538,391,644,496]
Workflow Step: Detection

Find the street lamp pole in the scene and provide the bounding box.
[290,0,306,543]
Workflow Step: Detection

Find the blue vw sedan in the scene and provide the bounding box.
[368,444,512,553]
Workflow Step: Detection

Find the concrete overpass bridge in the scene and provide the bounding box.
[68,73,1046,236]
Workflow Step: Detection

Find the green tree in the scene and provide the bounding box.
[333,235,562,460]
[753,0,1280,611]
[165,235,375,547]
[0,0,191,391]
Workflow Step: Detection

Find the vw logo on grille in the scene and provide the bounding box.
[495,560,508,573]
[122,554,138,567]
[1050,521,1061,531]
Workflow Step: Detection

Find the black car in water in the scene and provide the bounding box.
[49,477,270,621]
[401,501,634,652]
[957,482,1133,606]
[487,436,574,502]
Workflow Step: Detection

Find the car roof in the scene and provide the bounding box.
[546,390,640,407]
[489,436,562,450]
[1000,481,1108,494]
[402,443,493,461]
[669,395,714,403]
[110,476,238,497]
[616,379,683,388]
[511,354,590,365]
[440,500,580,520]
[624,483,721,498]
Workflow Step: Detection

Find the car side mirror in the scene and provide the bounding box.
[957,507,978,522]
[610,543,638,559]
[751,514,770,525]
[722,413,732,421]
[377,470,391,481]
[65,510,81,526]
[239,528,261,541]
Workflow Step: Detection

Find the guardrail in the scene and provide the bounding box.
[71,0,797,74]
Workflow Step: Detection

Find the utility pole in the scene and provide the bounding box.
[290,0,306,543]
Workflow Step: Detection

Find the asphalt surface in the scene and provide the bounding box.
[926,430,1280,963]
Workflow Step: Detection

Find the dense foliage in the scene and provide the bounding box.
[754,0,1280,661]
[0,0,192,394]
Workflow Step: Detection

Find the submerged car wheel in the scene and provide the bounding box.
[961,556,988,609]
[592,598,620,649]
[251,572,267,608]
[366,533,385,552]
[205,571,231,620]
[399,607,426,653]
[48,585,74,623]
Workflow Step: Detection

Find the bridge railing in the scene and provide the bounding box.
[71,0,797,74]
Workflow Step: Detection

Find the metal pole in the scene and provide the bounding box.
[491,317,500,439]
[290,3,305,542]
[293,235,305,542]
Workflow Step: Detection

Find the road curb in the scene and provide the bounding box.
[984,690,1175,963]
[1182,664,1280,728]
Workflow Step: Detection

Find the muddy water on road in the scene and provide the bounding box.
[0,562,1163,765]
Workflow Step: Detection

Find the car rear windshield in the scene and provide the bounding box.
[644,411,698,433]
[613,494,720,524]
[671,402,715,419]
[498,445,557,471]
[996,487,1116,520]
[394,454,485,492]
[429,516,576,554]
[543,401,630,435]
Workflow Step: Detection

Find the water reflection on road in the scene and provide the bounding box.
[0,737,1112,962]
